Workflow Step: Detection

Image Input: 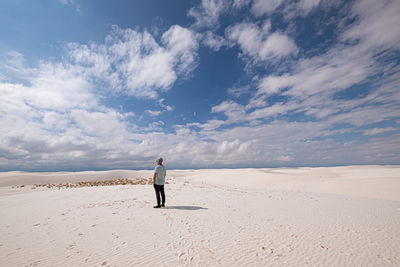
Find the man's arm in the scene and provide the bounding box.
[153,172,157,184]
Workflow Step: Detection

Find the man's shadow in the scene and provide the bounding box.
[164,206,207,210]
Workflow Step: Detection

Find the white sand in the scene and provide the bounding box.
[0,166,399,266]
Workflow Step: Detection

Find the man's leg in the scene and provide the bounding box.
[154,184,161,207]
[160,185,165,206]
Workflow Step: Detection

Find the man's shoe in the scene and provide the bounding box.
[161,204,165,208]
[153,205,161,208]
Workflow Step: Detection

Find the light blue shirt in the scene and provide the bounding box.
[154,165,166,185]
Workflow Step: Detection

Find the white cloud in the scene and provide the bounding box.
[69,25,198,99]
[228,84,251,97]
[158,98,174,112]
[162,25,199,76]
[275,155,293,162]
[202,31,228,51]
[217,139,240,154]
[30,63,96,111]
[342,0,400,51]
[233,0,251,9]
[146,121,165,131]
[251,0,285,17]
[187,119,226,131]
[363,127,397,136]
[209,98,292,126]
[0,54,155,170]
[0,51,34,82]
[257,74,292,96]
[0,24,198,170]
[70,109,131,137]
[1,57,399,170]
[248,0,400,124]
[143,99,174,118]
[226,22,263,56]
[1,1,400,170]
[211,100,247,123]
[43,112,70,130]
[256,47,373,99]
[226,21,298,63]
[182,0,400,166]
[296,0,321,13]
[188,0,227,29]
[145,110,162,117]
[283,0,321,18]
[259,32,298,59]
[248,102,290,120]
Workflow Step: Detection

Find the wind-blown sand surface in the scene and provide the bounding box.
[0,166,399,266]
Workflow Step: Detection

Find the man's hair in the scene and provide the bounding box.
[157,158,163,164]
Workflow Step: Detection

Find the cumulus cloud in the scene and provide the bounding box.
[0,24,200,170]
[259,32,298,59]
[161,25,199,76]
[1,1,400,170]
[226,21,298,63]
[0,61,147,170]
[69,25,198,99]
[176,0,400,167]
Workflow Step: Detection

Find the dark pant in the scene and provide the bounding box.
[154,184,165,206]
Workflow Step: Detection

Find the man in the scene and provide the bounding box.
[153,157,166,208]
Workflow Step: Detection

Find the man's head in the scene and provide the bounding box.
[156,158,163,165]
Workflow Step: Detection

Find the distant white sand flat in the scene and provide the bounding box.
[180,166,400,201]
[0,166,399,266]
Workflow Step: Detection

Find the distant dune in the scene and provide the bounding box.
[1,165,399,200]
[1,166,399,266]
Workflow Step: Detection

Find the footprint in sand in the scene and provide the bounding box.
[26,260,41,266]
[111,233,120,239]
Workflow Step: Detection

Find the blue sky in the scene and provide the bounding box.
[0,0,399,171]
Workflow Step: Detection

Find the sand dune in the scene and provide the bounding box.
[0,166,399,266]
